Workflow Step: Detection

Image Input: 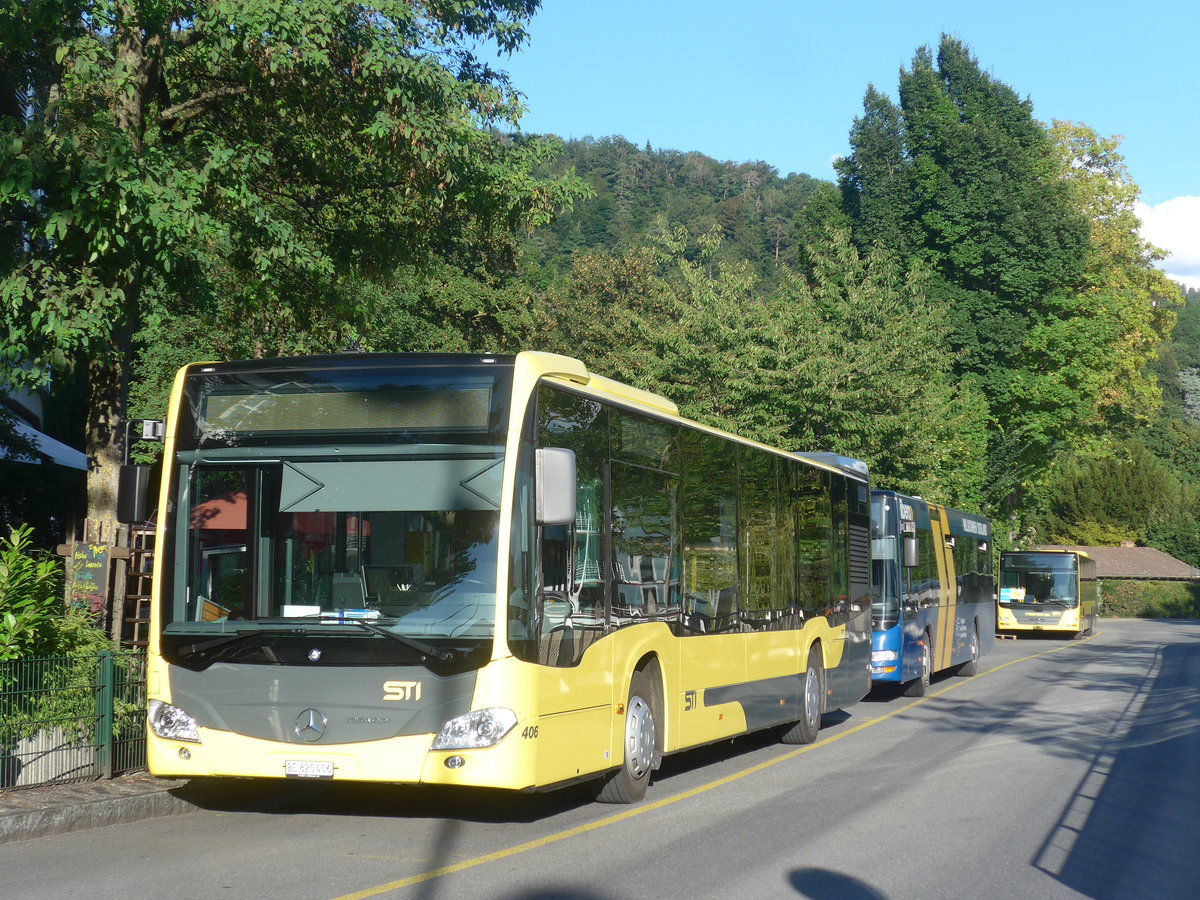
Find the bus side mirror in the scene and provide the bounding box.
[118,418,165,524]
[902,534,920,569]
[117,464,154,524]
[536,448,576,526]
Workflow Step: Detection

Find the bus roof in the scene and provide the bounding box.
[795,453,870,482]
[872,489,990,538]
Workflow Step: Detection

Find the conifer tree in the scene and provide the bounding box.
[838,35,1096,508]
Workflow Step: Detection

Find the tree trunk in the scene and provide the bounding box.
[85,7,155,528]
[85,350,130,530]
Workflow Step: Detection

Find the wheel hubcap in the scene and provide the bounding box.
[804,664,820,728]
[625,695,655,779]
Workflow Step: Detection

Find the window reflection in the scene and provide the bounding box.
[180,463,499,638]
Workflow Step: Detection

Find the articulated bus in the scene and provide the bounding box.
[868,490,995,696]
[119,352,872,803]
[998,550,1098,637]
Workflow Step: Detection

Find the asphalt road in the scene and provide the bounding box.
[2,618,1198,900]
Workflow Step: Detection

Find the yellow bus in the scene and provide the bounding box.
[998,550,1098,637]
[119,352,872,802]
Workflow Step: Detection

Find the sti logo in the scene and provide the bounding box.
[382,680,422,702]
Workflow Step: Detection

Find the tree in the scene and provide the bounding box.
[835,85,913,258]
[550,223,988,509]
[529,242,672,382]
[1170,287,1200,368]
[1041,441,1200,565]
[1,1,585,526]
[837,36,1107,514]
[1046,121,1180,432]
[775,229,988,506]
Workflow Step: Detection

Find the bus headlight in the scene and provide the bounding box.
[871,650,898,663]
[148,699,201,743]
[432,708,518,750]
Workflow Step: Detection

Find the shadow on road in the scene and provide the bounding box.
[1033,636,1200,898]
[788,867,887,899]
[168,776,600,824]
[892,629,1197,767]
[167,707,859,827]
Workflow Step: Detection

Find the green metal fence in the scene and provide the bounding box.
[0,650,147,790]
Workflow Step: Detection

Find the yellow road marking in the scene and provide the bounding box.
[331,632,1096,899]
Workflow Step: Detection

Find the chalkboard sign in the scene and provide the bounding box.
[70,542,110,617]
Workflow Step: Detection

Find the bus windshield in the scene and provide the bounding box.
[999,553,1078,608]
[869,494,899,630]
[159,360,512,649]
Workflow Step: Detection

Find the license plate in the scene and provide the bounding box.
[285,760,334,779]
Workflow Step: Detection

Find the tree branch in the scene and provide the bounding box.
[157,84,249,129]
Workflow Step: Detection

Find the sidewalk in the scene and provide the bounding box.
[0,772,199,845]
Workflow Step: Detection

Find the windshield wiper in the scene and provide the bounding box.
[338,618,453,662]
[174,618,453,665]
[178,628,308,659]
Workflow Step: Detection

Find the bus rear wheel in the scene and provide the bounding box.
[905,635,932,697]
[597,669,657,803]
[780,645,824,744]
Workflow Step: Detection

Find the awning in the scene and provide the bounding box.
[2,420,88,470]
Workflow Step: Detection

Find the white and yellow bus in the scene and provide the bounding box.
[119,352,872,802]
[998,550,1098,637]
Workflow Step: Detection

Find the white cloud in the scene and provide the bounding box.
[1136,196,1200,290]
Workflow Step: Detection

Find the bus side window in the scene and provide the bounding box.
[794,466,831,620]
[534,384,608,665]
[679,429,738,634]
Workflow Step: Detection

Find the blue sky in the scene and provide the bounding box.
[500,1,1200,288]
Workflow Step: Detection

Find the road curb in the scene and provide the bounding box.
[0,786,198,845]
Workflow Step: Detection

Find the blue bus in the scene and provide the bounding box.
[869,490,995,695]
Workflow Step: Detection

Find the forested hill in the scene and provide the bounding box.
[523,136,834,282]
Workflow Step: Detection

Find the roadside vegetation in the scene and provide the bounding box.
[1101,581,1200,619]
[0,526,109,660]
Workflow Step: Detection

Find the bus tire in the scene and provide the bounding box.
[957,625,980,677]
[597,669,657,803]
[905,634,932,697]
[780,645,824,745]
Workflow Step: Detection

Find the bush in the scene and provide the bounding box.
[0,524,111,660]
[1100,580,1200,618]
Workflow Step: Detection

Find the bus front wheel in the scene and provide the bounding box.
[780,645,824,744]
[905,635,932,697]
[597,669,657,803]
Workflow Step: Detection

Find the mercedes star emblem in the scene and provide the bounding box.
[294,708,327,742]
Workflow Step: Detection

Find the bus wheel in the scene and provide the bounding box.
[957,626,980,677]
[780,645,824,744]
[597,670,657,803]
[905,636,932,697]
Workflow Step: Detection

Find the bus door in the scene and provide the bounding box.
[930,509,957,671]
